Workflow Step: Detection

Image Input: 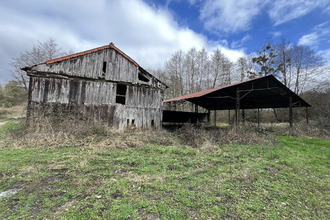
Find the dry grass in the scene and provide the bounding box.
[1,117,276,151]
[177,123,277,149]
[0,105,26,120]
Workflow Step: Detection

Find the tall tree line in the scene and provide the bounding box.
[160,38,326,99]
[274,38,325,94]
[161,47,233,99]
[246,38,326,94]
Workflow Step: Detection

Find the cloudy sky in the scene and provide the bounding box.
[1,0,330,84]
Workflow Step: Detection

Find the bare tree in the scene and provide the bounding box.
[235,55,256,82]
[249,45,283,79]
[222,57,233,85]
[275,38,293,87]
[210,49,224,88]
[163,47,234,100]
[237,57,248,82]
[210,49,232,87]
[197,48,210,90]
[11,38,67,90]
[291,45,324,94]
[164,50,185,98]
[185,48,199,93]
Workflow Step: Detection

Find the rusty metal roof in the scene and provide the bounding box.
[164,75,310,110]
[46,43,139,67]
[164,76,267,102]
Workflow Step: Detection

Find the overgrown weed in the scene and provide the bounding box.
[288,120,330,138]
[0,105,26,120]
[176,123,276,149]
[1,117,277,150]
[4,116,328,151]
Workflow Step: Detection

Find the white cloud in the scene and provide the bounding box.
[268,0,330,26]
[270,31,282,38]
[199,0,268,34]
[317,49,330,63]
[197,0,330,35]
[231,35,251,49]
[298,33,319,47]
[325,5,330,14]
[298,22,330,49]
[221,48,245,63]
[0,0,244,83]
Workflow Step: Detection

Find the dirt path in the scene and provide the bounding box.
[0,118,23,128]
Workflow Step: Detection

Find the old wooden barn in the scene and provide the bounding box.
[22,43,167,130]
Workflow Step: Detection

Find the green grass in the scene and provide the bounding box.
[0,134,329,219]
[0,120,25,134]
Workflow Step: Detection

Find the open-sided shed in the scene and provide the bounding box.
[163,75,311,127]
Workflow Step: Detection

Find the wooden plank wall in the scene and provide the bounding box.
[28,76,163,130]
[32,48,163,88]
[26,46,166,130]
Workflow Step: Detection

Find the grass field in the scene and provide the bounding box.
[0,120,329,219]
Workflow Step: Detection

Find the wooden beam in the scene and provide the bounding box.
[228,109,230,125]
[289,95,293,128]
[306,107,309,125]
[257,108,260,127]
[242,109,245,123]
[214,110,217,126]
[235,88,240,125]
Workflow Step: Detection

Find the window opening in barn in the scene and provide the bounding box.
[99,61,107,79]
[138,71,150,83]
[151,119,155,127]
[131,119,135,126]
[102,61,107,73]
[127,119,129,125]
[116,84,127,105]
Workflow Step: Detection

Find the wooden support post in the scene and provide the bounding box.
[195,104,198,125]
[235,88,240,126]
[228,109,230,125]
[242,109,245,123]
[207,110,210,123]
[26,76,33,126]
[306,107,309,125]
[257,108,260,127]
[214,110,217,127]
[289,95,293,128]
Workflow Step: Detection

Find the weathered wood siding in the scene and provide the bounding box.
[28,76,163,129]
[25,45,166,130]
[31,48,162,88]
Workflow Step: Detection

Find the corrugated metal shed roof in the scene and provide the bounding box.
[164,75,310,110]
[164,76,268,102]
